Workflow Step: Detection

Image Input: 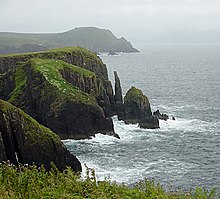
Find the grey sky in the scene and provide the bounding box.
[1,0,220,44]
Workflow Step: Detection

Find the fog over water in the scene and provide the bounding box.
[1,0,220,44]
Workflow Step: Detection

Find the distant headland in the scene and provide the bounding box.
[0,27,139,54]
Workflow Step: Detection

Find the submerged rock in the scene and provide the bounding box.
[108,51,118,56]
[122,87,159,129]
[0,99,81,172]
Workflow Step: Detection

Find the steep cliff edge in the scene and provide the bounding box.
[0,99,81,172]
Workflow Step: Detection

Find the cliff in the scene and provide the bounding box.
[0,99,81,172]
[0,27,139,54]
[0,47,119,139]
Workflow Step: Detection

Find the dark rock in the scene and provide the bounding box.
[139,116,159,129]
[153,110,169,121]
[114,71,123,104]
[0,99,81,172]
[172,116,176,120]
[114,71,124,120]
[122,86,159,129]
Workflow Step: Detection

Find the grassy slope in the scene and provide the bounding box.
[9,58,98,106]
[0,162,217,199]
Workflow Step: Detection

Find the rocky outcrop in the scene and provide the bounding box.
[153,110,169,121]
[120,87,159,129]
[114,71,123,104]
[0,47,121,139]
[0,99,81,172]
[0,58,119,139]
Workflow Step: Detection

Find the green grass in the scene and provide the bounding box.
[30,58,98,105]
[8,63,27,103]
[8,57,98,106]
[0,162,218,199]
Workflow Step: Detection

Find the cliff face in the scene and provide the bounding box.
[0,99,81,172]
[0,57,119,139]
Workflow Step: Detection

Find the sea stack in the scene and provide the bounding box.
[121,86,159,129]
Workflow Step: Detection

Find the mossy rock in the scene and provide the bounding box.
[0,99,81,172]
[124,86,151,111]
[123,86,159,129]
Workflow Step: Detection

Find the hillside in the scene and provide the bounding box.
[0,27,139,54]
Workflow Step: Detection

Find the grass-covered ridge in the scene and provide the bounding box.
[0,162,218,199]
[0,46,100,64]
[0,46,108,79]
[9,58,98,106]
[31,58,97,105]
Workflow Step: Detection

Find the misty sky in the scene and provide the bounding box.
[1,0,220,45]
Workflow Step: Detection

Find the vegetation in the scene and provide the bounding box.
[0,99,60,145]
[0,27,139,54]
[8,58,98,106]
[30,58,98,105]
[0,162,218,199]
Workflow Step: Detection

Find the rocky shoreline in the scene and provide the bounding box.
[0,46,168,172]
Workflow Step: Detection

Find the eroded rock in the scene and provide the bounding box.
[0,99,81,172]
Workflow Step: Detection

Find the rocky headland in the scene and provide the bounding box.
[0,46,160,170]
[0,47,119,140]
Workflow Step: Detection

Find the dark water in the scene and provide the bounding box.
[64,44,220,193]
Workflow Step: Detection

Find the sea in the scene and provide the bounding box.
[63,43,220,193]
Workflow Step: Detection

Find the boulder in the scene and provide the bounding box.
[0,99,81,172]
[108,51,118,56]
[153,110,169,121]
[123,86,159,129]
